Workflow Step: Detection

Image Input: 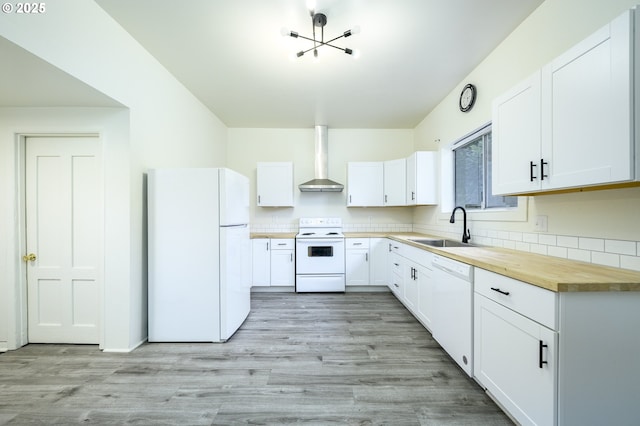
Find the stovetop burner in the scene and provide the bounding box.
[296,217,344,239]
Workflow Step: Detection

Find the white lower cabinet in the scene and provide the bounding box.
[346,238,370,286]
[388,241,434,331]
[369,238,389,286]
[251,239,271,287]
[346,238,390,287]
[473,268,640,425]
[270,239,294,286]
[475,292,556,426]
[251,238,294,287]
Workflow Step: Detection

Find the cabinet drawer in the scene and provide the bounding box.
[346,238,370,249]
[388,240,404,256]
[390,253,403,276]
[271,239,294,250]
[475,268,557,330]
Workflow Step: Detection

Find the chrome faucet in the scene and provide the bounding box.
[450,206,471,244]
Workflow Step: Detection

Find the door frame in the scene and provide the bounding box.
[16,133,105,349]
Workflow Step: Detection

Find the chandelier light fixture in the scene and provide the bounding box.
[281,1,360,59]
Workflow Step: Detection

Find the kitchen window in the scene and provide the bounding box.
[453,124,517,210]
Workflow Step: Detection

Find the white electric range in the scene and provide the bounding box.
[295,217,346,292]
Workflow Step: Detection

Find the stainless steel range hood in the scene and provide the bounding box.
[298,125,344,192]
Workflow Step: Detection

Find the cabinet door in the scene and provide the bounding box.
[474,293,557,426]
[541,10,634,190]
[383,158,406,206]
[403,263,418,311]
[256,162,294,207]
[406,152,438,206]
[270,249,294,286]
[347,162,383,206]
[346,249,369,285]
[251,239,270,287]
[415,264,434,332]
[492,71,542,195]
[369,238,388,286]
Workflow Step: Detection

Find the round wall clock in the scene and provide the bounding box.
[459,83,477,112]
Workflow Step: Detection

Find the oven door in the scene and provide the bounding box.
[295,238,345,274]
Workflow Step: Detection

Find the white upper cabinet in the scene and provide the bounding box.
[383,158,406,206]
[347,162,384,206]
[256,162,294,207]
[406,151,438,205]
[541,10,635,190]
[492,9,639,195]
[492,71,542,195]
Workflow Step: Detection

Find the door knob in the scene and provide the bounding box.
[22,253,36,262]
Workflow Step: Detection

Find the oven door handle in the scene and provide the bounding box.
[297,239,344,244]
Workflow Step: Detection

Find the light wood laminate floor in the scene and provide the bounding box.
[0,292,512,425]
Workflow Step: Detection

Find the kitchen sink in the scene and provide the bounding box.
[409,238,475,248]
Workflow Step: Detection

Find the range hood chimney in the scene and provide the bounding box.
[298,125,344,192]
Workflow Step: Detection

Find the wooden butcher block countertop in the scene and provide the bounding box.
[384,234,640,293]
[251,231,640,292]
[250,232,297,239]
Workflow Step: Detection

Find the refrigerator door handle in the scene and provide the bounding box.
[220,224,248,228]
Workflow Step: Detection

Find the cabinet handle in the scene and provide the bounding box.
[541,159,548,181]
[529,161,537,181]
[384,194,388,203]
[394,263,399,266]
[349,195,352,203]
[266,242,269,251]
[277,243,286,246]
[353,242,362,246]
[394,283,399,288]
[365,253,368,262]
[411,191,415,201]
[258,195,261,204]
[539,340,549,369]
[290,253,293,262]
[490,287,510,296]
[388,243,392,252]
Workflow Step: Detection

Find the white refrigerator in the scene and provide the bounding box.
[147,168,251,342]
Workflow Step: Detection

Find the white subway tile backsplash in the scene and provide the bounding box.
[538,234,557,246]
[530,244,548,255]
[503,240,517,250]
[579,237,605,252]
[557,235,579,249]
[509,232,523,241]
[605,240,637,256]
[498,231,510,240]
[621,255,640,272]
[592,252,620,268]
[254,220,640,274]
[568,248,591,263]
[547,246,568,259]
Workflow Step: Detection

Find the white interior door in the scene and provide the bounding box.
[25,136,102,344]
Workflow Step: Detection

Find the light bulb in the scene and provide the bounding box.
[280,27,290,37]
[351,25,361,35]
[306,0,316,12]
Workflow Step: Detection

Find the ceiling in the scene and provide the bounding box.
[0,36,122,108]
[1,0,544,129]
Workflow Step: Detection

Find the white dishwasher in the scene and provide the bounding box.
[432,254,474,377]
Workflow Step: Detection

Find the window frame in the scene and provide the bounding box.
[440,122,527,222]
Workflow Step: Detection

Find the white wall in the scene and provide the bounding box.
[227,128,415,231]
[0,0,227,351]
[413,0,640,270]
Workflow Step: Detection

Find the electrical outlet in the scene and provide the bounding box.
[534,215,548,232]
